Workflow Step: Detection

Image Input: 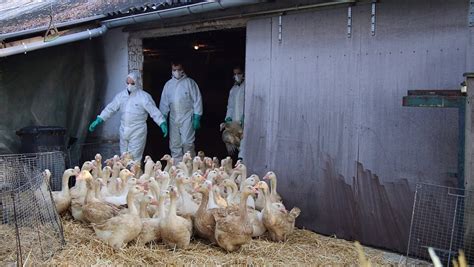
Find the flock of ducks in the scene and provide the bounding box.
[44,151,301,251]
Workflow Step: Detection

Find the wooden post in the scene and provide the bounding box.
[463,72,474,258]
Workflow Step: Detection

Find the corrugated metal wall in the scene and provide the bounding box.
[245,0,469,252]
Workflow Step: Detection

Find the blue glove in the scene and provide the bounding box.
[160,122,168,138]
[88,116,104,132]
[225,117,232,123]
[193,114,201,130]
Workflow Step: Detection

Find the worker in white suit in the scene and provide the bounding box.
[224,66,245,160]
[88,71,168,163]
[159,62,203,161]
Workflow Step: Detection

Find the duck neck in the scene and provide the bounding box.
[145,163,154,177]
[120,174,129,185]
[239,192,250,221]
[96,162,102,178]
[102,169,111,182]
[239,176,248,191]
[180,164,189,176]
[94,182,102,200]
[262,187,272,210]
[214,189,225,203]
[169,195,177,217]
[158,195,166,218]
[112,167,120,178]
[231,183,239,200]
[61,172,71,195]
[241,168,247,183]
[192,162,199,174]
[225,185,234,204]
[139,200,150,218]
[127,192,138,215]
[164,161,171,172]
[270,177,277,195]
[161,176,170,191]
[198,190,209,214]
[150,185,160,202]
[208,188,217,207]
[84,181,96,203]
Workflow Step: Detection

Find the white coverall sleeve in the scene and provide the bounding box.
[190,80,203,116]
[99,93,121,121]
[143,94,165,126]
[159,83,170,117]
[225,88,234,119]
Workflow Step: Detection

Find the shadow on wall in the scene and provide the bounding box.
[0,39,106,154]
[274,154,415,253]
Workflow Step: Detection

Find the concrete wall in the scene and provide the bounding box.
[91,28,129,141]
[245,0,469,252]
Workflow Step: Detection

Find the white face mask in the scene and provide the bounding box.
[172,70,183,79]
[127,84,137,92]
[234,74,243,83]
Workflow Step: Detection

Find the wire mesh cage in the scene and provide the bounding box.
[0,153,65,266]
[406,183,474,266]
[0,152,67,192]
[68,140,120,168]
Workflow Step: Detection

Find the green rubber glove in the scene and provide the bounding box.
[160,122,168,138]
[225,117,232,123]
[88,116,104,132]
[193,114,201,130]
[240,115,244,125]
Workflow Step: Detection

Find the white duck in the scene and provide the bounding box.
[139,155,155,182]
[92,184,144,249]
[183,151,193,176]
[135,194,161,246]
[156,170,171,192]
[233,163,247,189]
[71,161,93,198]
[161,154,173,173]
[175,172,199,216]
[263,171,282,203]
[103,169,136,206]
[50,167,80,214]
[213,185,256,252]
[160,186,193,249]
[81,173,121,224]
[92,153,103,179]
[254,181,300,242]
[212,185,228,209]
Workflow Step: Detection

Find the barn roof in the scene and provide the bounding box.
[0,0,201,35]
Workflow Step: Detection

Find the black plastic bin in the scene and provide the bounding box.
[16,126,67,153]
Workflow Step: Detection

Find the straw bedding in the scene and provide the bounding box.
[1,216,404,266]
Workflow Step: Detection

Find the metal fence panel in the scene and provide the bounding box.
[0,152,64,266]
[407,183,474,265]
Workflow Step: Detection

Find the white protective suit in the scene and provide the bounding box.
[159,74,203,160]
[226,81,245,122]
[98,71,165,163]
[225,81,245,159]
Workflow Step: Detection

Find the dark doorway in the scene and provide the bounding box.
[142,28,246,162]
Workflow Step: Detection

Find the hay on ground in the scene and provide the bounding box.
[0,217,411,266]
